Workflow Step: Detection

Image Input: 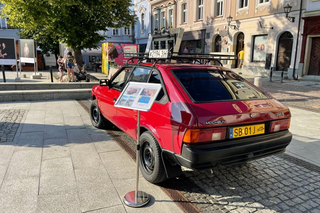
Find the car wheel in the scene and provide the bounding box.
[90,100,105,128]
[139,132,167,184]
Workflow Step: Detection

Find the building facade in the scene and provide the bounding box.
[143,0,308,78]
[299,0,320,79]
[0,3,20,40]
[134,0,152,52]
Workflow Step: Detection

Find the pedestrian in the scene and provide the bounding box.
[57,55,65,82]
[65,51,75,82]
[183,46,189,53]
[238,49,244,68]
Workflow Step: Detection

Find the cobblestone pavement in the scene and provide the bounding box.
[261,79,320,113]
[163,154,320,213]
[0,109,25,143]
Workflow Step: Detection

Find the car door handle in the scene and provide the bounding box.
[113,98,117,102]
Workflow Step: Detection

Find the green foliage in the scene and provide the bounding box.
[1,0,136,62]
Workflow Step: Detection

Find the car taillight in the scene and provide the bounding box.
[270,118,290,132]
[183,127,226,144]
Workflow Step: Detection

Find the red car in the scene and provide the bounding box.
[90,60,292,183]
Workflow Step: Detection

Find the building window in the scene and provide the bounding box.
[216,0,223,16]
[160,11,166,28]
[197,0,203,20]
[252,34,268,62]
[112,28,119,36]
[154,12,159,30]
[141,13,145,30]
[0,18,7,29]
[168,9,173,27]
[182,3,187,24]
[124,27,131,35]
[239,0,248,8]
[258,0,269,3]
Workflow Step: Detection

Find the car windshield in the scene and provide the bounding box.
[172,69,269,102]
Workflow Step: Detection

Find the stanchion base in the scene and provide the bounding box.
[15,77,21,82]
[123,190,150,208]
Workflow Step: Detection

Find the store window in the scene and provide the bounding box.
[216,0,223,17]
[141,13,145,30]
[182,3,187,24]
[239,0,248,8]
[112,28,119,36]
[168,9,174,27]
[252,34,268,62]
[197,0,203,20]
[214,35,222,52]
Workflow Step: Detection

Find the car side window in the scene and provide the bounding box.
[111,67,132,90]
[148,70,167,103]
[128,67,151,83]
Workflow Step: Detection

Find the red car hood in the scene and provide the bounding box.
[188,99,291,128]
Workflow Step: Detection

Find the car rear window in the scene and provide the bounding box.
[172,69,269,102]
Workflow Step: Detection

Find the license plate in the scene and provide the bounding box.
[230,124,265,139]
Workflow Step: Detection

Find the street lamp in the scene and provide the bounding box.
[284,4,295,22]
[227,15,237,30]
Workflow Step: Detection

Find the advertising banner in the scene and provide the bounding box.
[101,43,139,75]
[102,42,109,75]
[19,39,36,63]
[0,38,17,65]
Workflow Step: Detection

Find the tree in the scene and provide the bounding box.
[1,0,136,66]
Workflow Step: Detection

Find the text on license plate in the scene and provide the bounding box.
[229,124,265,139]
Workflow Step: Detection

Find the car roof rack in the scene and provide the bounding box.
[124,50,237,67]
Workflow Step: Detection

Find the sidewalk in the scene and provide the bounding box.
[0,100,183,213]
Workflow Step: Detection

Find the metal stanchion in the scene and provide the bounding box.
[269,67,273,82]
[280,71,284,83]
[1,65,6,83]
[50,66,53,82]
[123,110,150,207]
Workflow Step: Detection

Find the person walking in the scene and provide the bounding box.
[65,52,75,82]
[238,49,244,68]
[57,55,65,82]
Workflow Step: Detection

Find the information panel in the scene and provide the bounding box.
[0,38,17,65]
[19,39,35,63]
[114,82,162,112]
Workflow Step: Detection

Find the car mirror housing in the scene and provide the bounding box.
[99,79,110,87]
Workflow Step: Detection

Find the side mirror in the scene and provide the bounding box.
[99,79,110,87]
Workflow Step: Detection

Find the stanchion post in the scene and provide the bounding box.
[123,110,150,207]
[50,66,53,82]
[1,65,6,83]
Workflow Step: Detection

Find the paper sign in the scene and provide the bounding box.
[114,82,162,112]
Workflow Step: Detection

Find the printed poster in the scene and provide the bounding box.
[0,38,17,65]
[114,82,162,112]
[19,39,36,63]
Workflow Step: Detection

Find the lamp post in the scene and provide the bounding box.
[284,4,295,22]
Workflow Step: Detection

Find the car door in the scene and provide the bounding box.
[116,66,152,138]
[99,67,132,124]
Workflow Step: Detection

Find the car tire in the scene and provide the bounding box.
[90,100,106,129]
[139,132,167,184]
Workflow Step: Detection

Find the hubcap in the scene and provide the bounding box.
[92,107,99,123]
[142,142,154,174]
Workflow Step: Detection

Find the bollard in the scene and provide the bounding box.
[280,71,284,83]
[269,67,273,82]
[1,65,6,83]
[254,76,262,88]
[50,66,53,82]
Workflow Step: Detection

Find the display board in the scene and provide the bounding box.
[59,43,74,58]
[0,38,17,65]
[114,82,162,112]
[19,39,36,63]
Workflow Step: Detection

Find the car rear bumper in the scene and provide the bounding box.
[173,130,292,170]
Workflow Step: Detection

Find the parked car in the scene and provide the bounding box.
[90,55,292,184]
